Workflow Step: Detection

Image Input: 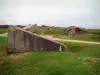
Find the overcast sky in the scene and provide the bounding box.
[0,0,100,28]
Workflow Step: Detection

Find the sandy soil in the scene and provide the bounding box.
[0,33,8,37]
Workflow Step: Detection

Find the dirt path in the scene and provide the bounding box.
[0,33,8,37]
[41,35,100,45]
[55,38,100,45]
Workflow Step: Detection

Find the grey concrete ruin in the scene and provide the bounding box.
[23,24,37,33]
[64,26,87,36]
[7,26,67,53]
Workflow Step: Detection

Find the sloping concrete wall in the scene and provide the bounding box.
[7,26,67,53]
[23,24,37,33]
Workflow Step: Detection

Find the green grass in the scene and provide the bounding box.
[0,36,7,56]
[66,29,100,42]
[59,29,100,42]
[0,36,8,75]
[36,27,100,42]
[36,27,65,36]
[0,27,100,75]
[0,28,8,34]
[88,29,100,35]
[57,34,100,42]
[67,34,100,42]
[0,40,100,75]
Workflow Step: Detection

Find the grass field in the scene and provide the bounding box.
[36,27,100,42]
[0,36,8,74]
[65,34,100,42]
[36,27,65,36]
[66,29,100,42]
[0,36,100,75]
[0,36,7,56]
[0,28,8,34]
[0,27,100,75]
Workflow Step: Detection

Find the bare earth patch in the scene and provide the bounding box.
[0,33,8,37]
[9,52,31,59]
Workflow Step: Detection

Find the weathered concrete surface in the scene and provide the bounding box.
[7,26,67,53]
[64,26,86,36]
[23,24,37,33]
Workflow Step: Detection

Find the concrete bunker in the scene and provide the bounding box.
[7,26,67,53]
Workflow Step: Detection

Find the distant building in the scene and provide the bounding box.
[48,26,55,30]
[64,26,86,36]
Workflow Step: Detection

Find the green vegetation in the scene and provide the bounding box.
[0,28,8,34]
[88,29,100,35]
[67,34,100,42]
[0,37,100,75]
[0,36,7,56]
[66,29,100,42]
[0,28,100,75]
[36,27,65,36]
[0,36,8,75]
[36,27,100,42]
[1,27,100,42]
